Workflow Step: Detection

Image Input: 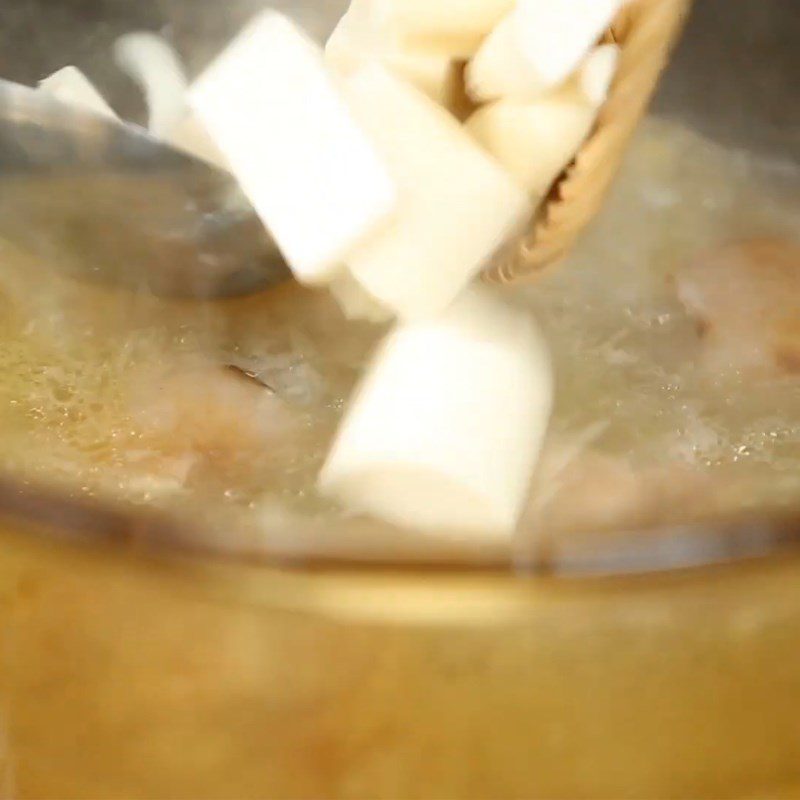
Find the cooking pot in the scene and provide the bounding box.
[0,1,797,797]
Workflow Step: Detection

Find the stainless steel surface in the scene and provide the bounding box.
[0,79,289,298]
[653,0,800,163]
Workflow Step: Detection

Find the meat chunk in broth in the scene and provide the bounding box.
[128,362,308,497]
[675,237,800,375]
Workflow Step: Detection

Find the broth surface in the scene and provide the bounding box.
[0,118,798,561]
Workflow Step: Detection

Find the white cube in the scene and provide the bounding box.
[466,46,619,197]
[370,0,515,58]
[467,0,625,102]
[38,67,118,120]
[319,285,553,537]
[342,65,532,319]
[326,11,458,107]
[189,11,397,286]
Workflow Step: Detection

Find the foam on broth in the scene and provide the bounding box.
[0,118,798,561]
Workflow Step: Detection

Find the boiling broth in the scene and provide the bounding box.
[0,118,798,561]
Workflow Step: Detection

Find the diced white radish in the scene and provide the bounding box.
[577,43,620,106]
[467,0,624,102]
[383,50,458,107]
[325,11,372,76]
[166,114,230,171]
[329,272,393,323]
[113,31,228,169]
[515,0,624,85]
[319,285,553,537]
[38,67,118,120]
[465,48,617,197]
[326,13,457,107]
[114,32,189,137]
[466,100,595,197]
[342,65,532,319]
[189,11,397,286]
[369,0,515,58]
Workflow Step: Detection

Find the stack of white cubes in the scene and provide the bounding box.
[186,1,626,540]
